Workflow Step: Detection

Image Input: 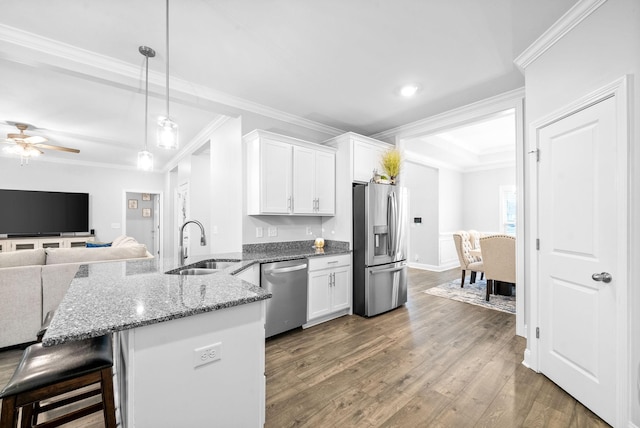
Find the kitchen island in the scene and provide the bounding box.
[43,258,271,427]
[42,240,350,427]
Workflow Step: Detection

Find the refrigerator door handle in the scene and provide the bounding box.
[388,191,398,258]
[370,265,405,274]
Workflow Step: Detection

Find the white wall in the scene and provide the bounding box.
[404,161,439,265]
[462,166,516,233]
[523,0,640,424]
[0,158,164,243]
[188,152,211,257]
[438,168,463,234]
[210,117,243,252]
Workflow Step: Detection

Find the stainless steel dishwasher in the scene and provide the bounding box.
[261,259,308,338]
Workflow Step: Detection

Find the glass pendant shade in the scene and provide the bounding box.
[156,117,179,149]
[137,150,154,171]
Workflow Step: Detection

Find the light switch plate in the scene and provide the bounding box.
[256,227,263,238]
[268,227,277,237]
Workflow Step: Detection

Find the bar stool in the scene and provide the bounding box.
[0,335,117,428]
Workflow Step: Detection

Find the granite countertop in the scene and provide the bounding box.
[43,240,350,346]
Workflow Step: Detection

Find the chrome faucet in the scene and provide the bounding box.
[179,219,207,266]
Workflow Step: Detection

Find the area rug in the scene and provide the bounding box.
[424,277,516,314]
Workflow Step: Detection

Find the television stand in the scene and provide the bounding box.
[0,236,95,252]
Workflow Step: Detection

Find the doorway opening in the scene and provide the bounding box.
[124,191,162,262]
[397,91,525,336]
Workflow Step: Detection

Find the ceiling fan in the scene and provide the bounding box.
[2,123,80,165]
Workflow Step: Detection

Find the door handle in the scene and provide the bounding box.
[370,265,406,274]
[591,272,612,283]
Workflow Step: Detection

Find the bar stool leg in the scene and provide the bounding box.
[0,396,18,428]
[19,403,33,428]
[100,368,117,428]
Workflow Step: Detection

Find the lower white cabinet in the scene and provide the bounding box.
[305,254,351,327]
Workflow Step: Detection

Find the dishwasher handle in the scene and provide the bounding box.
[264,264,308,274]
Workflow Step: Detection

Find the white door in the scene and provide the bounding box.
[538,96,620,425]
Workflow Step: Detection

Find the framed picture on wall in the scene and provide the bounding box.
[142,208,152,217]
[128,199,138,209]
[142,193,151,201]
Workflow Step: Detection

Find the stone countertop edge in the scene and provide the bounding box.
[43,241,351,347]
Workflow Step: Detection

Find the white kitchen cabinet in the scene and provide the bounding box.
[353,138,389,183]
[292,146,335,215]
[305,254,351,327]
[245,129,335,216]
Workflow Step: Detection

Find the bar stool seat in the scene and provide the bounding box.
[0,335,116,428]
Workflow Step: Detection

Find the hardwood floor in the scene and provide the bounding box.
[264,268,609,428]
[0,268,609,427]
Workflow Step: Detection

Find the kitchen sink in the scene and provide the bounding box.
[192,260,238,270]
[165,259,241,275]
[177,268,217,275]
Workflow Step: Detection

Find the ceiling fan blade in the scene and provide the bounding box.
[25,135,47,144]
[33,143,80,154]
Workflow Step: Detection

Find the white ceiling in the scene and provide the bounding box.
[0,0,576,171]
[405,109,517,171]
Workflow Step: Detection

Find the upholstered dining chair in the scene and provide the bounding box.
[468,229,482,250]
[452,231,484,287]
[479,234,516,301]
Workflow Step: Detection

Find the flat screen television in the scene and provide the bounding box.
[0,189,89,236]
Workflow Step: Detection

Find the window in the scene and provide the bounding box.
[500,185,516,235]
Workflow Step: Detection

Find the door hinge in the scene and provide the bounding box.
[536,239,540,250]
[528,149,540,162]
[536,327,540,339]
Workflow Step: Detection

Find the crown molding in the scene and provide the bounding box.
[371,87,524,142]
[0,24,345,138]
[514,0,608,72]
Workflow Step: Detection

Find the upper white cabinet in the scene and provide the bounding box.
[245,130,336,216]
[352,138,390,183]
[324,132,393,184]
[292,146,335,215]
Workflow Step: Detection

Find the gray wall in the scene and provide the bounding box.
[404,161,439,265]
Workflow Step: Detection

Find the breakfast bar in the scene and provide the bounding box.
[43,258,271,427]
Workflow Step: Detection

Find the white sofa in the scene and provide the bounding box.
[0,237,153,348]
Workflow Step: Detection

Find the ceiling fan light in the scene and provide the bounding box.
[156,117,179,150]
[137,150,154,171]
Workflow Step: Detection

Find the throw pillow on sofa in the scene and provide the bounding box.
[111,235,140,247]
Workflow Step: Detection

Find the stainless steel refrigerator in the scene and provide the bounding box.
[353,183,408,317]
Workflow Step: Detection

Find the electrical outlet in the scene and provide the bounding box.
[256,227,263,238]
[268,227,277,237]
[306,226,312,235]
[193,342,222,368]
[212,225,218,234]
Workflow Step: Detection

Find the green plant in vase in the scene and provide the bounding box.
[380,148,402,184]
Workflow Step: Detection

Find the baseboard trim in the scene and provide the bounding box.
[408,262,456,272]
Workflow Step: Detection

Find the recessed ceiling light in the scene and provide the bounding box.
[399,83,421,98]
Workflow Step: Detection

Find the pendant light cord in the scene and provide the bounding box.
[144,53,149,151]
[165,0,170,117]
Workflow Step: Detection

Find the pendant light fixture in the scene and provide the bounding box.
[138,45,155,171]
[156,0,178,150]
